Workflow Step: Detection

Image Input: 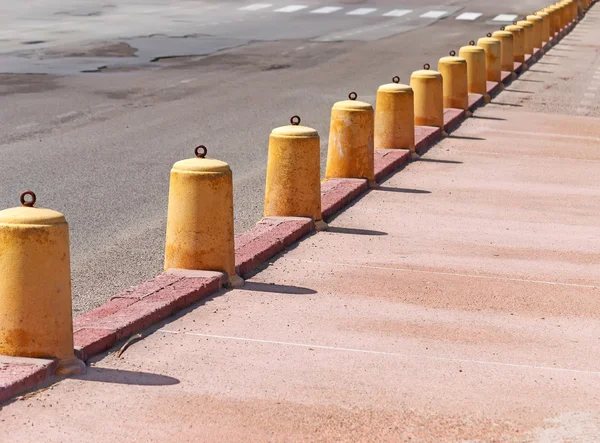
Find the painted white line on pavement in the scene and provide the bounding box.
[158,330,600,376]
[311,6,343,14]
[383,9,412,17]
[493,14,519,22]
[275,5,308,12]
[239,3,272,11]
[420,10,448,18]
[280,258,600,289]
[456,12,482,20]
[347,8,377,15]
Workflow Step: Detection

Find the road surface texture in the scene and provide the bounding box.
[0,0,550,315]
[1,8,599,441]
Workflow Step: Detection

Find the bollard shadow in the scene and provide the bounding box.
[325,226,388,236]
[516,79,544,83]
[240,281,317,295]
[536,62,559,66]
[491,102,523,107]
[504,89,535,94]
[527,69,554,74]
[375,186,431,194]
[447,134,486,141]
[417,158,463,164]
[74,367,180,386]
[471,115,506,121]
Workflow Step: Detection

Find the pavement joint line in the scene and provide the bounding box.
[157,330,600,376]
[278,258,599,289]
[484,128,600,141]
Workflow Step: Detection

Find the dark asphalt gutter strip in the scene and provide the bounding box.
[0,19,577,405]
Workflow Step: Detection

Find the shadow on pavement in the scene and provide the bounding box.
[491,102,523,107]
[447,134,486,141]
[76,368,180,386]
[418,158,463,164]
[517,79,544,83]
[527,69,554,74]
[504,89,535,94]
[241,281,317,295]
[471,115,507,120]
[325,226,388,236]
[375,186,431,194]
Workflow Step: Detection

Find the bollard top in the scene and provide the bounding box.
[516,20,534,27]
[438,55,466,65]
[378,82,412,93]
[504,24,523,33]
[172,157,231,174]
[535,10,549,17]
[332,98,373,111]
[492,30,514,39]
[410,68,441,79]
[271,124,319,139]
[0,191,66,226]
[459,44,485,54]
[477,37,501,47]
[0,207,66,226]
[526,14,543,21]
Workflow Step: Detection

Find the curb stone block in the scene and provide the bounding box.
[321,178,369,220]
[443,108,466,134]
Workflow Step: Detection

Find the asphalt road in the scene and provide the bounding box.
[0,0,550,315]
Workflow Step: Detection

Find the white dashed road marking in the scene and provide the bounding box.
[456,12,483,20]
[493,14,519,21]
[420,10,448,19]
[275,5,308,12]
[383,9,413,17]
[238,3,272,11]
[311,6,343,14]
[347,8,378,16]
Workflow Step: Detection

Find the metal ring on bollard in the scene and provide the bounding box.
[290,115,301,126]
[449,50,456,56]
[487,32,492,37]
[348,92,357,100]
[194,145,207,158]
[423,63,430,70]
[20,191,36,207]
[500,26,505,30]
[513,21,517,24]
[392,76,400,83]
[469,40,475,45]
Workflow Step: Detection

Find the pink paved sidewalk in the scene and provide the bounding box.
[2,8,600,442]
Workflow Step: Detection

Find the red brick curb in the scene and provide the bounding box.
[443,108,466,134]
[322,178,369,220]
[235,217,314,277]
[0,357,57,404]
[374,150,411,182]
[468,93,484,112]
[415,126,442,155]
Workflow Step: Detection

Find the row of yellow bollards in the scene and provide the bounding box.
[0,0,590,373]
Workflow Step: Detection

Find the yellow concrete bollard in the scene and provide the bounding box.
[374,76,415,152]
[438,51,470,113]
[516,20,534,56]
[477,34,502,84]
[535,11,551,44]
[264,116,327,230]
[164,145,243,287]
[492,30,515,79]
[459,41,490,103]
[326,92,376,186]
[526,15,544,50]
[0,191,85,376]
[504,25,525,63]
[410,64,446,135]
